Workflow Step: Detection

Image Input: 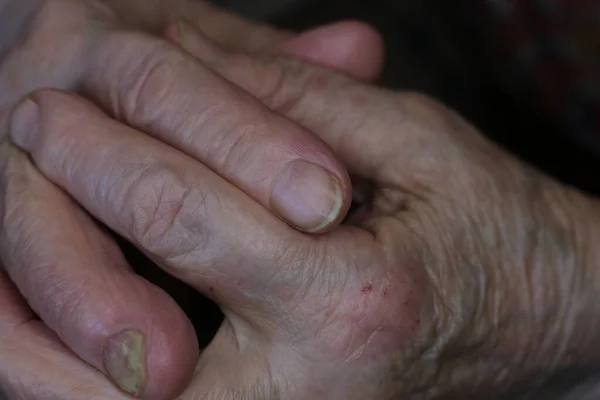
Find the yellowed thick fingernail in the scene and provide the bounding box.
[271,160,344,233]
[103,329,147,397]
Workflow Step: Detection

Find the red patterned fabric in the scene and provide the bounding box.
[466,0,599,148]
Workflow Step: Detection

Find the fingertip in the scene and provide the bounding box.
[96,279,199,399]
[271,159,352,234]
[94,286,198,399]
[138,286,199,399]
[164,20,223,65]
[43,252,198,399]
[279,20,386,82]
[337,20,386,82]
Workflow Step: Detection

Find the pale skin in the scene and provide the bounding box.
[1,0,600,399]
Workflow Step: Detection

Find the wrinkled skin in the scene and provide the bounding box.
[0,0,383,398]
[169,25,600,397]
[3,1,600,399]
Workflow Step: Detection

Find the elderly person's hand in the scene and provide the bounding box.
[12,22,600,399]
[0,1,384,398]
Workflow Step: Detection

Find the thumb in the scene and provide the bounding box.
[166,21,395,179]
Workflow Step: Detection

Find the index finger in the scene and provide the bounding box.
[82,30,351,233]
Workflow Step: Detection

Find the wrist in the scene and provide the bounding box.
[540,179,600,367]
[478,176,600,395]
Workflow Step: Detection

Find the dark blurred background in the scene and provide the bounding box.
[213,0,600,197]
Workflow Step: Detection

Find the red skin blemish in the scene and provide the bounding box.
[351,95,367,106]
[314,76,329,91]
[361,283,374,293]
[414,319,421,330]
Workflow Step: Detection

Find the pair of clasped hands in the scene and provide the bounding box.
[1,0,600,399]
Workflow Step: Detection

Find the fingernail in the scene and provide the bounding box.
[9,97,39,150]
[103,329,147,397]
[271,160,343,233]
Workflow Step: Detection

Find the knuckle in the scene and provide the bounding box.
[241,54,288,108]
[394,91,476,153]
[259,56,317,115]
[123,163,210,262]
[216,53,278,97]
[117,34,185,125]
[388,91,455,149]
[211,120,265,177]
[222,54,318,116]
[255,56,357,127]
